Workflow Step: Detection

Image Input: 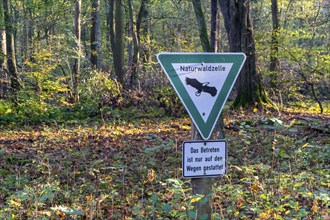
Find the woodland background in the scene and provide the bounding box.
[0,0,329,219]
[0,0,328,118]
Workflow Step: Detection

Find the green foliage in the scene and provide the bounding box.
[132,178,202,219]
[0,100,12,115]
[78,68,122,118]
[0,68,124,125]
[153,86,186,117]
[15,90,49,123]
[151,0,203,52]
[253,0,329,112]
[216,112,330,219]
[0,0,327,123]
[0,48,74,124]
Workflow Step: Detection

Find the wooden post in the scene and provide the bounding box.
[190,118,225,219]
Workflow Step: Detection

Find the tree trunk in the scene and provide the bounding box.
[105,0,111,52]
[0,11,7,98]
[90,0,100,68]
[210,0,218,52]
[72,0,81,103]
[219,0,267,108]
[108,0,116,66]
[136,0,150,71]
[21,2,29,63]
[192,0,211,52]
[115,0,125,84]
[128,0,140,87]
[127,0,133,66]
[109,0,125,84]
[270,0,280,87]
[3,0,20,93]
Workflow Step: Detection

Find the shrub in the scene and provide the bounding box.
[153,86,186,117]
[78,69,122,118]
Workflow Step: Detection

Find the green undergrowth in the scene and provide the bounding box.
[0,110,329,219]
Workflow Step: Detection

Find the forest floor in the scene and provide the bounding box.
[0,109,329,219]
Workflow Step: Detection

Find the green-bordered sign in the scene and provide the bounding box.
[157,52,246,140]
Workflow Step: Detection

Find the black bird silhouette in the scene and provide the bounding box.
[186,77,217,97]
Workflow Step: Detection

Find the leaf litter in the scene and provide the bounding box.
[0,111,329,219]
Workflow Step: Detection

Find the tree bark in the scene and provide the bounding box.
[219,0,267,108]
[210,0,218,52]
[90,0,100,68]
[72,0,81,102]
[128,0,140,87]
[192,0,211,52]
[109,0,125,84]
[136,0,150,71]
[0,11,7,98]
[108,0,116,55]
[127,0,133,66]
[115,0,125,84]
[3,0,20,93]
[270,0,280,87]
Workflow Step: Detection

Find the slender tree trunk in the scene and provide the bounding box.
[27,7,34,61]
[0,11,7,98]
[136,0,150,69]
[210,0,218,52]
[108,0,116,61]
[21,3,28,62]
[72,0,81,102]
[105,0,111,52]
[192,0,211,52]
[270,0,280,87]
[128,0,140,87]
[127,1,133,66]
[3,0,20,93]
[0,27,6,70]
[90,0,100,68]
[115,0,125,84]
[108,0,125,84]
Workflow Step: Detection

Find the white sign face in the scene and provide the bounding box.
[172,63,233,122]
[182,140,227,178]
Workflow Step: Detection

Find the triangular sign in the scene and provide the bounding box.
[157,52,246,140]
